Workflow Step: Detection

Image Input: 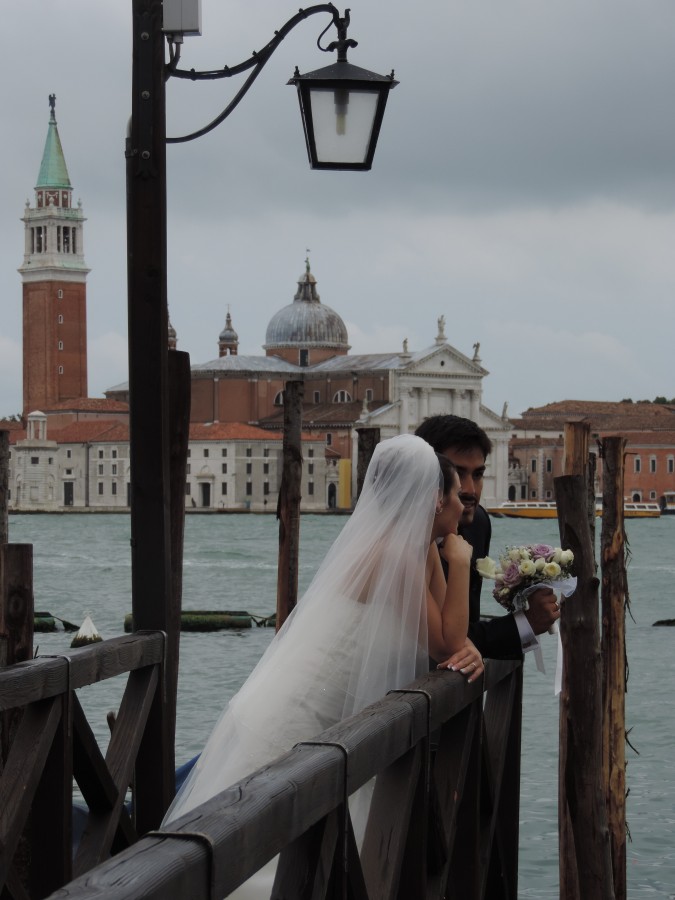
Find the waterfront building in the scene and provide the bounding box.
[7,415,331,512]
[508,401,675,505]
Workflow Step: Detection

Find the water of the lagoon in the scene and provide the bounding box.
[8,512,675,898]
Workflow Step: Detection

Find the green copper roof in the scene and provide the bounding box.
[36,107,72,190]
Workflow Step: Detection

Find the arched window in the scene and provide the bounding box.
[333,390,352,403]
[274,391,284,406]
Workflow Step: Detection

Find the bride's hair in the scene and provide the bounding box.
[436,452,457,496]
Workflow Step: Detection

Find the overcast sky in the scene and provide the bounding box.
[2,0,674,419]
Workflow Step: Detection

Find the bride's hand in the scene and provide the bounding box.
[439,533,473,567]
[436,638,485,684]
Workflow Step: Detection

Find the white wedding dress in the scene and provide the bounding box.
[162,434,443,896]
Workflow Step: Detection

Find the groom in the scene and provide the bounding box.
[415,414,559,659]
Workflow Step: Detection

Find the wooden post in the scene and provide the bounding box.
[0,544,34,892]
[0,430,8,549]
[555,472,614,899]
[600,437,628,900]
[167,349,191,756]
[127,0,173,829]
[276,380,304,631]
[356,427,379,501]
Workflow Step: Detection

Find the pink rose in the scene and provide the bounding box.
[501,562,523,587]
[530,543,555,561]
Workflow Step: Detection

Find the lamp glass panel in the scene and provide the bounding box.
[308,88,379,163]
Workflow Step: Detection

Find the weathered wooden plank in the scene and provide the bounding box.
[482,666,522,899]
[276,379,304,630]
[72,694,137,850]
[0,697,61,888]
[0,430,8,549]
[30,693,73,897]
[556,474,614,899]
[273,808,340,899]
[600,436,628,900]
[0,633,164,711]
[75,666,158,873]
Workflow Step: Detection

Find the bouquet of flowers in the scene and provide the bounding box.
[475,543,576,613]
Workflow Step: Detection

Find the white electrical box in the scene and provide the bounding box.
[163,0,202,37]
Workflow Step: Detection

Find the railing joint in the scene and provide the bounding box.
[146,829,218,900]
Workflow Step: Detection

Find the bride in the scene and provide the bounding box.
[163,433,480,828]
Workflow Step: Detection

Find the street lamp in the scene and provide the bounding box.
[164,4,398,171]
[126,0,397,825]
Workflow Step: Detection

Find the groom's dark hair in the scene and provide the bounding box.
[415,415,492,460]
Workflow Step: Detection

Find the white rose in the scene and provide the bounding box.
[508,548,522,562]
[534,558,546,571]
[552,548,563,563]
[520,548,532,560]
[476,556,498,579]
[519,559,537,577]
[543,561,562,578]
[559,549,574,566]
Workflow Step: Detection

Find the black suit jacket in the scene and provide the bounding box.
[455,506,522,659]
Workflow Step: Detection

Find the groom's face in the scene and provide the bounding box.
[440,446,486,525]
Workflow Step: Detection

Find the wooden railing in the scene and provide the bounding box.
[0,632,166,899]
[38,657,522,900]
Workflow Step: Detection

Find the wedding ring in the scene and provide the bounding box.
[471,662,477,669]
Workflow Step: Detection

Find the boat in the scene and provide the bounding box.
[487,500,662,519]
[486,502,558,519]
[659,492,675,515]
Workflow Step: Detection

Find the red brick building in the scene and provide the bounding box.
[509,401,675,506]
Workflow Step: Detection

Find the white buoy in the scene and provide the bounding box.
[70,614,102,648]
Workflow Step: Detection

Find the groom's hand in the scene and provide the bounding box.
[524,588,559,635]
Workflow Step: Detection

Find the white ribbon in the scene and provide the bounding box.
[517,577,577,692]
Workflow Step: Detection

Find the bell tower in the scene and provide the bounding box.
[19,96,90,415]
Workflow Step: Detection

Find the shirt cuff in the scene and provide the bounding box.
[513,610,538,654]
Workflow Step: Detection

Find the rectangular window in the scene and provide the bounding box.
[545,490,552,499]
[650,490,656,500]
[546,458,552,473]
[112,464,117,475]
[65,469,72,476]
[98,450,104,459]
[634,457,641,473]
[48,457,54,465]
[668,457,674,474]
[246,482,252,496]
[31,456,39,465]
[246,462,252,474]
[203,448,209,458]
[531,459,537,473]
[263,482,270,496]
[185,483,191,496]
[308,481,314,496]
[98,482,104,496]
[221,482,227,496]
[187,449,191,458]
[263,463,269,475]
[263,448,269,458]
[246,448,252,457]
[326,434,332,447]
[313,391,321,403]
[308,463,314,475]
[67,449,72,458]
[221,448,227,457]
[98,464,104,475]
[365,388,373,401]
[650,457,657,473]
[308,448,314,458]
[186,464,191,474]
[530,489,537,498]
[221,463,227,474]
[112,483,117,496]
[112,449,118,459]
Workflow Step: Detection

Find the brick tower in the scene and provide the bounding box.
[19,96,90,415]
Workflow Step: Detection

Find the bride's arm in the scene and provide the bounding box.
[426,536,471,662]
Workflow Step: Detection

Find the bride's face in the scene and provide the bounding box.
[433,472,464,537]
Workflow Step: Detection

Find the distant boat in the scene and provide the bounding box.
[487,500,661,519]
[659,492,675,515]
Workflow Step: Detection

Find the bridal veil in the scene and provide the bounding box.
[164,433,442,824]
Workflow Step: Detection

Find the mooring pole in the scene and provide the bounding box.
[276,380,304,631]
[600,436,628,900]
[127,0,174,828]
[0,431,8,549]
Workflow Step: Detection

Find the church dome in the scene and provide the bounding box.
[264,261,349,352]
[219,311,238,344]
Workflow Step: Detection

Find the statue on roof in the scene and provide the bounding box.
[437,315,446,341]
[49,94,56,114]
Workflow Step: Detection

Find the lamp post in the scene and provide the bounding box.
[126,0,397,827]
